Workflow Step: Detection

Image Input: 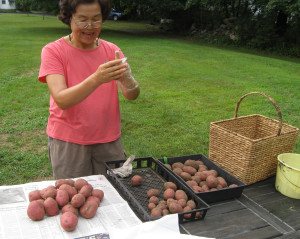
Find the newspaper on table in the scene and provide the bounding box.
[0,175,142,239]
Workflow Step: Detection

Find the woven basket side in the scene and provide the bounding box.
[209,121,299,185]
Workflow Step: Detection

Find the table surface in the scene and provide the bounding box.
[179,177,300,239]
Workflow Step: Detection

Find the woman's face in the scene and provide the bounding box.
[70,2,102,49]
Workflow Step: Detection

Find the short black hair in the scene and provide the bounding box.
[58,0,112,26]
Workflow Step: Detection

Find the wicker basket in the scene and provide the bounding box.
[209,92,299,185]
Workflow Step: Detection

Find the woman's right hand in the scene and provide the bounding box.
[94,59,128,84]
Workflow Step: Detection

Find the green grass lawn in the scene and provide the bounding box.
[0,14,299,185]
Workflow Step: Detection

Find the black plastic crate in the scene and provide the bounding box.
[105,157,210,223]
[157,154,246,203]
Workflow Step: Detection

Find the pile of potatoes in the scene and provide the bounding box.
[147,182,201,219]
[27,178,104,232]
[164,159,238,192]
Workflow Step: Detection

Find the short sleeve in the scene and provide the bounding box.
[38,43,65,83]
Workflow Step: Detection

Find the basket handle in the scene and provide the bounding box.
[234,92,283,136]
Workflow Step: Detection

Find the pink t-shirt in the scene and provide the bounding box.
[38,37,125,145]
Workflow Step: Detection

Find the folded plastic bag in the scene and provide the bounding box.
[108,155,135,178]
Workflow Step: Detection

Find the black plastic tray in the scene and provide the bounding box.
[105,157,210,223]
[157,154,246,203]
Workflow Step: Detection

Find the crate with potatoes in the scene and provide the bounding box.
[157,154,246,203]
[105,157,210,223]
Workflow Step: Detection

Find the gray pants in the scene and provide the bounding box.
[48,137,126,179]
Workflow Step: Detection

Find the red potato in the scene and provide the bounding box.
[187,200,196,210]
[27,201,45,221]
[229,184,238,188]
[191,175,201,184]
[40,186,57,199]
[172,167,183,176]
[66,179,75,187]
[62,204,79,216]
[92,189,104,201]
[177,199,187,208]
[186,180,198,188]
[131,175,143,186]
[150,208,162,218]
[148,202,156,210]
[198,165,208,172]
[164,182,177,191]
[180,172,192,181]
[164,164,172,170]
[147,189,160,197]
[175,190,188,201]
[56,189,69,207]
[60,211,78,232]
[183,206,192,219]
[184,159,199,170]
[79,185,92,198]
[86,196,100,207]
[149,196,159,204]
[59,184,77,200]
[162,209,169,216]
[183,166,197,175]
[172,162,184,170]
[80,201,98,219]
[74,178,88,191]
[71,193,86,208]
[202,184,210,192]
[29,190,42,202]
[44,197,59,216]
[169,202,183,214]
[206,175,218,188]
[217,177,228,188]
[163,188,175,200]
[55,179,70,189]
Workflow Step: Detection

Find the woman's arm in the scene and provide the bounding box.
[46,59,127,109]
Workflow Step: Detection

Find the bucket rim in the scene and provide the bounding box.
[278,153,300,172]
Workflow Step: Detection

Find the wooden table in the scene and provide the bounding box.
[180,177,300,239]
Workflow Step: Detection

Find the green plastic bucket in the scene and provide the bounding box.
[275,153,300,199]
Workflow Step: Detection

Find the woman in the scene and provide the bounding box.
[38,0,140,179]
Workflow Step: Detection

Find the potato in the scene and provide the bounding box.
[186,180,198,188]
[198,165,208,172]
[187,200,196,210]
[169,202,183,214]
[148,202,156,210]
[180,172,192,181]
[86,196,100,207]
[60,211,78,232]
[149,196,159,204]
[202,184,210,192]
[27,201,45,221]
[206,175,218,188]
[80,201,98,219]
[166,198,176,207]
[55,179,70,189]
[40,186,57,199]
[164,164,172,170]
[195,160,204,166]
[62,204,79,216]
[172,167,183,176]
[163,188,175,200]
[217,177,228,188]
[66,179,75,187]
[192,186,203,192]
[177,199,187,208]
[183,166,197,175]
[183,206,192,219]
[131,175,143,186]
[208,169,218,177]
[150,208,162,218]
[156,203,167,211]
[184,160,199,170]
[198,171,209,181]
[71,193,86,208]
[79,185,92,198]
[191,175,201,184]
[44,197,59,216]
[147,189,160,197]
[175,190,188,201]
[199,181,207,187]
[56,189,69,207]
[29,190,42,202]
[172,162,184,170]
[74,178,88,191]
[162,209,169,216]
[59,184,77,200]
[164,182,177,191]
[229,184,238,188]
[92,189,104,201]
